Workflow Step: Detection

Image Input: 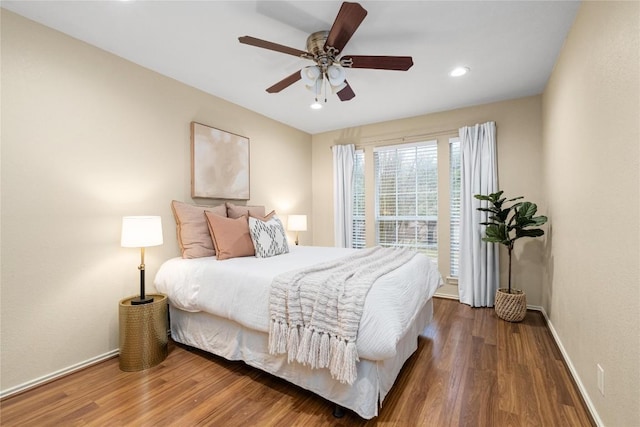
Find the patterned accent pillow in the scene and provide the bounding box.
[248,216,289,258]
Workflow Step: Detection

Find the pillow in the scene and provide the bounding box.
[251,210,276,221]
[248,215,289,258]
[204,212,255,260]
[226,202,265,219]
[171,200,227,258]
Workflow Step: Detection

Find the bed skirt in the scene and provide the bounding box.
[169,298,433,419]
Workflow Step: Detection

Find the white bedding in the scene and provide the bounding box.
[154,245,442,361]
[168,300,434,419]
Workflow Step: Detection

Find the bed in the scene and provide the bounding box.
[154,244,442,419]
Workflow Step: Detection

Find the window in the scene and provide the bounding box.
[352,149,365,249]
[449,137,461,277]
[351,135,460,278]
[374,141,438,264]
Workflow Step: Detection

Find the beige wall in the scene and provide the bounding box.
[4,4,638,424]
[542,2,639,425]
[0,10,312,393]
[312,96,545,301]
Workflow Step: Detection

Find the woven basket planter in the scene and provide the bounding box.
[495,288,527,322]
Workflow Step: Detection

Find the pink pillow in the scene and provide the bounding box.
[226,202,266,219]
[171,200,226,258]
[252,210,276,221]
[204,212,255,260]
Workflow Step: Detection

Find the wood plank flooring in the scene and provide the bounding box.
[0,298,594,426]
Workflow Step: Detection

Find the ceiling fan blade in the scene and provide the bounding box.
[239,36,309,58]
[324,2,368,54]
[337,81,356,101]
[342,55,414,71]
[266,70,302,93]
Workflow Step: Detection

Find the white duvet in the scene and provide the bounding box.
[154,246,442,361]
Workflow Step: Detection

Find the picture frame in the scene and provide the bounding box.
[190,121,250,200]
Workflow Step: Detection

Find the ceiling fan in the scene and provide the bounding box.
[238,2,413,104]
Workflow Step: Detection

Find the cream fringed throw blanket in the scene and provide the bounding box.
[268,246,417,385]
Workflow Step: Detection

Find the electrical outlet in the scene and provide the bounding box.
[597,364,605,396]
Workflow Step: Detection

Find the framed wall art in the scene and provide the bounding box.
[190,122,250,200]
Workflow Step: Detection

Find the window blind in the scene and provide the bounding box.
[351,149,366,249]
[374,141,438,263]
[449,137,461,277]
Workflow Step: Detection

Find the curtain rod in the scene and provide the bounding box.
[329,128,458,150]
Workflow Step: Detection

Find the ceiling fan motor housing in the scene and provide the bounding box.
[306,30,337,69]
[306,31,330,57]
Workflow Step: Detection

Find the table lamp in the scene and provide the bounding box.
[287,214,307,246]
[121,216,163,305]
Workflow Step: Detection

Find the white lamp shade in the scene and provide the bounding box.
[287,215,307,232]
[121,216,163,248]
[301,66,321,86]
[327,65,346,86]
[304,80,322,94]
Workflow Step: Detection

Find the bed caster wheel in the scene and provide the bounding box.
[333,404,345,418]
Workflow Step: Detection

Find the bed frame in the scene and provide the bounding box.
[168,298,434,419]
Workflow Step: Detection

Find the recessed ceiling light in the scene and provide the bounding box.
[450,67,470,77]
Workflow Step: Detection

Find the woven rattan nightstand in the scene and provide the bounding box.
[118,293,168,371]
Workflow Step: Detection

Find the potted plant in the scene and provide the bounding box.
[474,191,548,322]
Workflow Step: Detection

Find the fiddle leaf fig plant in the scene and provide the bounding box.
[474,191,548,294]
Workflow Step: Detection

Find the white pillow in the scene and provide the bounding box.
[248,216,289,258]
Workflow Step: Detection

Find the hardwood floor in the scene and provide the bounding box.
[1,298,594,426]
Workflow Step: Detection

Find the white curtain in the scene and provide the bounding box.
[332,144,355,248]
[458,122,499,307]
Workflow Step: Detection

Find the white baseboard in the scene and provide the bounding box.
[527,305,603,427]
[433,292,459,300]
[0,349,119,400]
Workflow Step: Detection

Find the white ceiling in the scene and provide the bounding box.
[2,1,580,134]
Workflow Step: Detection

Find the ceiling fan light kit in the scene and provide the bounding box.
[238,1,414,106]
[301,66,322,86]
[301,64,347,109]
[327,65,346,86]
